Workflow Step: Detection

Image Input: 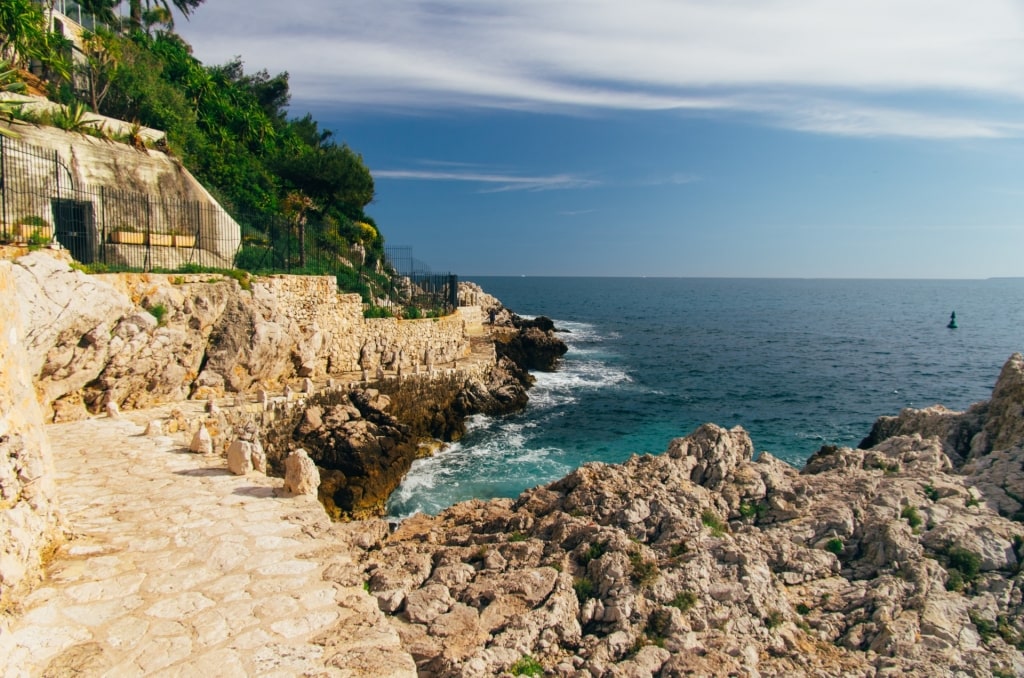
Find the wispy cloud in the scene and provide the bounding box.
[374,168,599,192]
[178,0,1024,140]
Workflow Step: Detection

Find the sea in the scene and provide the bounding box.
[386,277,1024,518]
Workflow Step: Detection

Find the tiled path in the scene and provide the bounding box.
[0,403,415,677]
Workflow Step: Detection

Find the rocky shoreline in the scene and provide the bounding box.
[4,250,1024,676]
[345,355,1024,677]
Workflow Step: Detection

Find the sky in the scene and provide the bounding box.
[174,0,1024,278]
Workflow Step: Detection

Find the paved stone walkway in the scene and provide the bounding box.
[0,402,415,677]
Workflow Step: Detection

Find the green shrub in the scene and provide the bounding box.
[363,306,392,319]
[948,546,981,581]
[738,501,765,520]
[701,510,727,537]
[579,540,607,565]
[825,538,844,556]
[924,484,939,502]
[147,302,168,326]
[573,577,595,604]
[669,591,697,612]
[629,552,659,587]
[508,531,527,543]
[945,568,965,592]
[509,655,543,677]
[669,541,688,558]
[795,602,811,615]
[901,505,923,529]
[765,610,784,628]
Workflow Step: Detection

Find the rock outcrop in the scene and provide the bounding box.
[8,251,476,420]
[354,355,1024,677]
[0,260,62,611]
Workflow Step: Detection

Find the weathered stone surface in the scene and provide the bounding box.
[355,357,1024,677]
[189,424,213,455]
[0,259,62,610]
[283,449,320,497]
[0,404,413,676]
[226,440,254,475]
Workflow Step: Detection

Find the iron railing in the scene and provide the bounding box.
[0,135,460,314]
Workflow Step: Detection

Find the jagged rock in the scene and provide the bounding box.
[356,360,1024,677]
[226,440,254,475]
[976,352,1024,455]
[283,448,320,496]
[250,436,267,474]
[494,315,568,372]
[189,424,213,455]
[105,401,120,419]
[143,420,164,436]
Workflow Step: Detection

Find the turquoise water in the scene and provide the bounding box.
[387,277,1024,517]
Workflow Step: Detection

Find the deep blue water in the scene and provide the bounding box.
[387,277,1024,517]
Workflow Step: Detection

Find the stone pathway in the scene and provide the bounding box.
[0,403,415,677]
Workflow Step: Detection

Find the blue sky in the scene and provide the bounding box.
[176,1,1024,278]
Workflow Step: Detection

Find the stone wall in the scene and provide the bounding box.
[0,260,61,611]
[11,252,480,417]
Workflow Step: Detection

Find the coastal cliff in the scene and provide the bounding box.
[5,249,1024,676]
[3,250,565,523]
[352,354,1024,677]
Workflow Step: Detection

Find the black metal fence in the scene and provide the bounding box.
[0,135,459,314]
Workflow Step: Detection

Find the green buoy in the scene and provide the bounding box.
[947,311,958,329]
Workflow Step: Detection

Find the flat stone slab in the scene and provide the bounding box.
[0,402,415,677]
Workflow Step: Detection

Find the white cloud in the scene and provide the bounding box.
[373,168,599,192]
[176,0,1024,139]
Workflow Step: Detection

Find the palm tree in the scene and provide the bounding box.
[126,0,204,30]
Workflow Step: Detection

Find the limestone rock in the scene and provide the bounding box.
[226,440,254,475]
[189,424,213,455]
[283,449,320,497]
[144,420,164,436]
[356,362,1024,677]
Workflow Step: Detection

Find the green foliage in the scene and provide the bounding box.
[924,484,940,502]
[945,568,965,592]
[669,541,688,558]
[52,101,104,136]
[508,531,527,543]
[509,655,543,677]
[578,540,607,566]
[966,495,980,508]
[404,306,423,320]
[645,608,673,644]
[947,547,981,581]
[1,0,70,78]
[765,610,785,629]
[573,577,595,604]
[363,306,393,319]
[739,501,766,520]
[825,538,844,556]
[970,612,997,642]
[901,505,923,529]
[629,551,659,587]
[669,591,697,612]
[795,602,811,615]
[147,302,168,325]
[26,229,50,250]
[701,510,727,537]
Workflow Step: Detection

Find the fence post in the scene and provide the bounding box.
[0,136,6,236]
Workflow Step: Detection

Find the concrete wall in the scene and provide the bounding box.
[0,260,61,609]
[0,120,240,262]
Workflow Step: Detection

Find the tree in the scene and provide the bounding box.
[126,0,204,30]
[78,28,122,113]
